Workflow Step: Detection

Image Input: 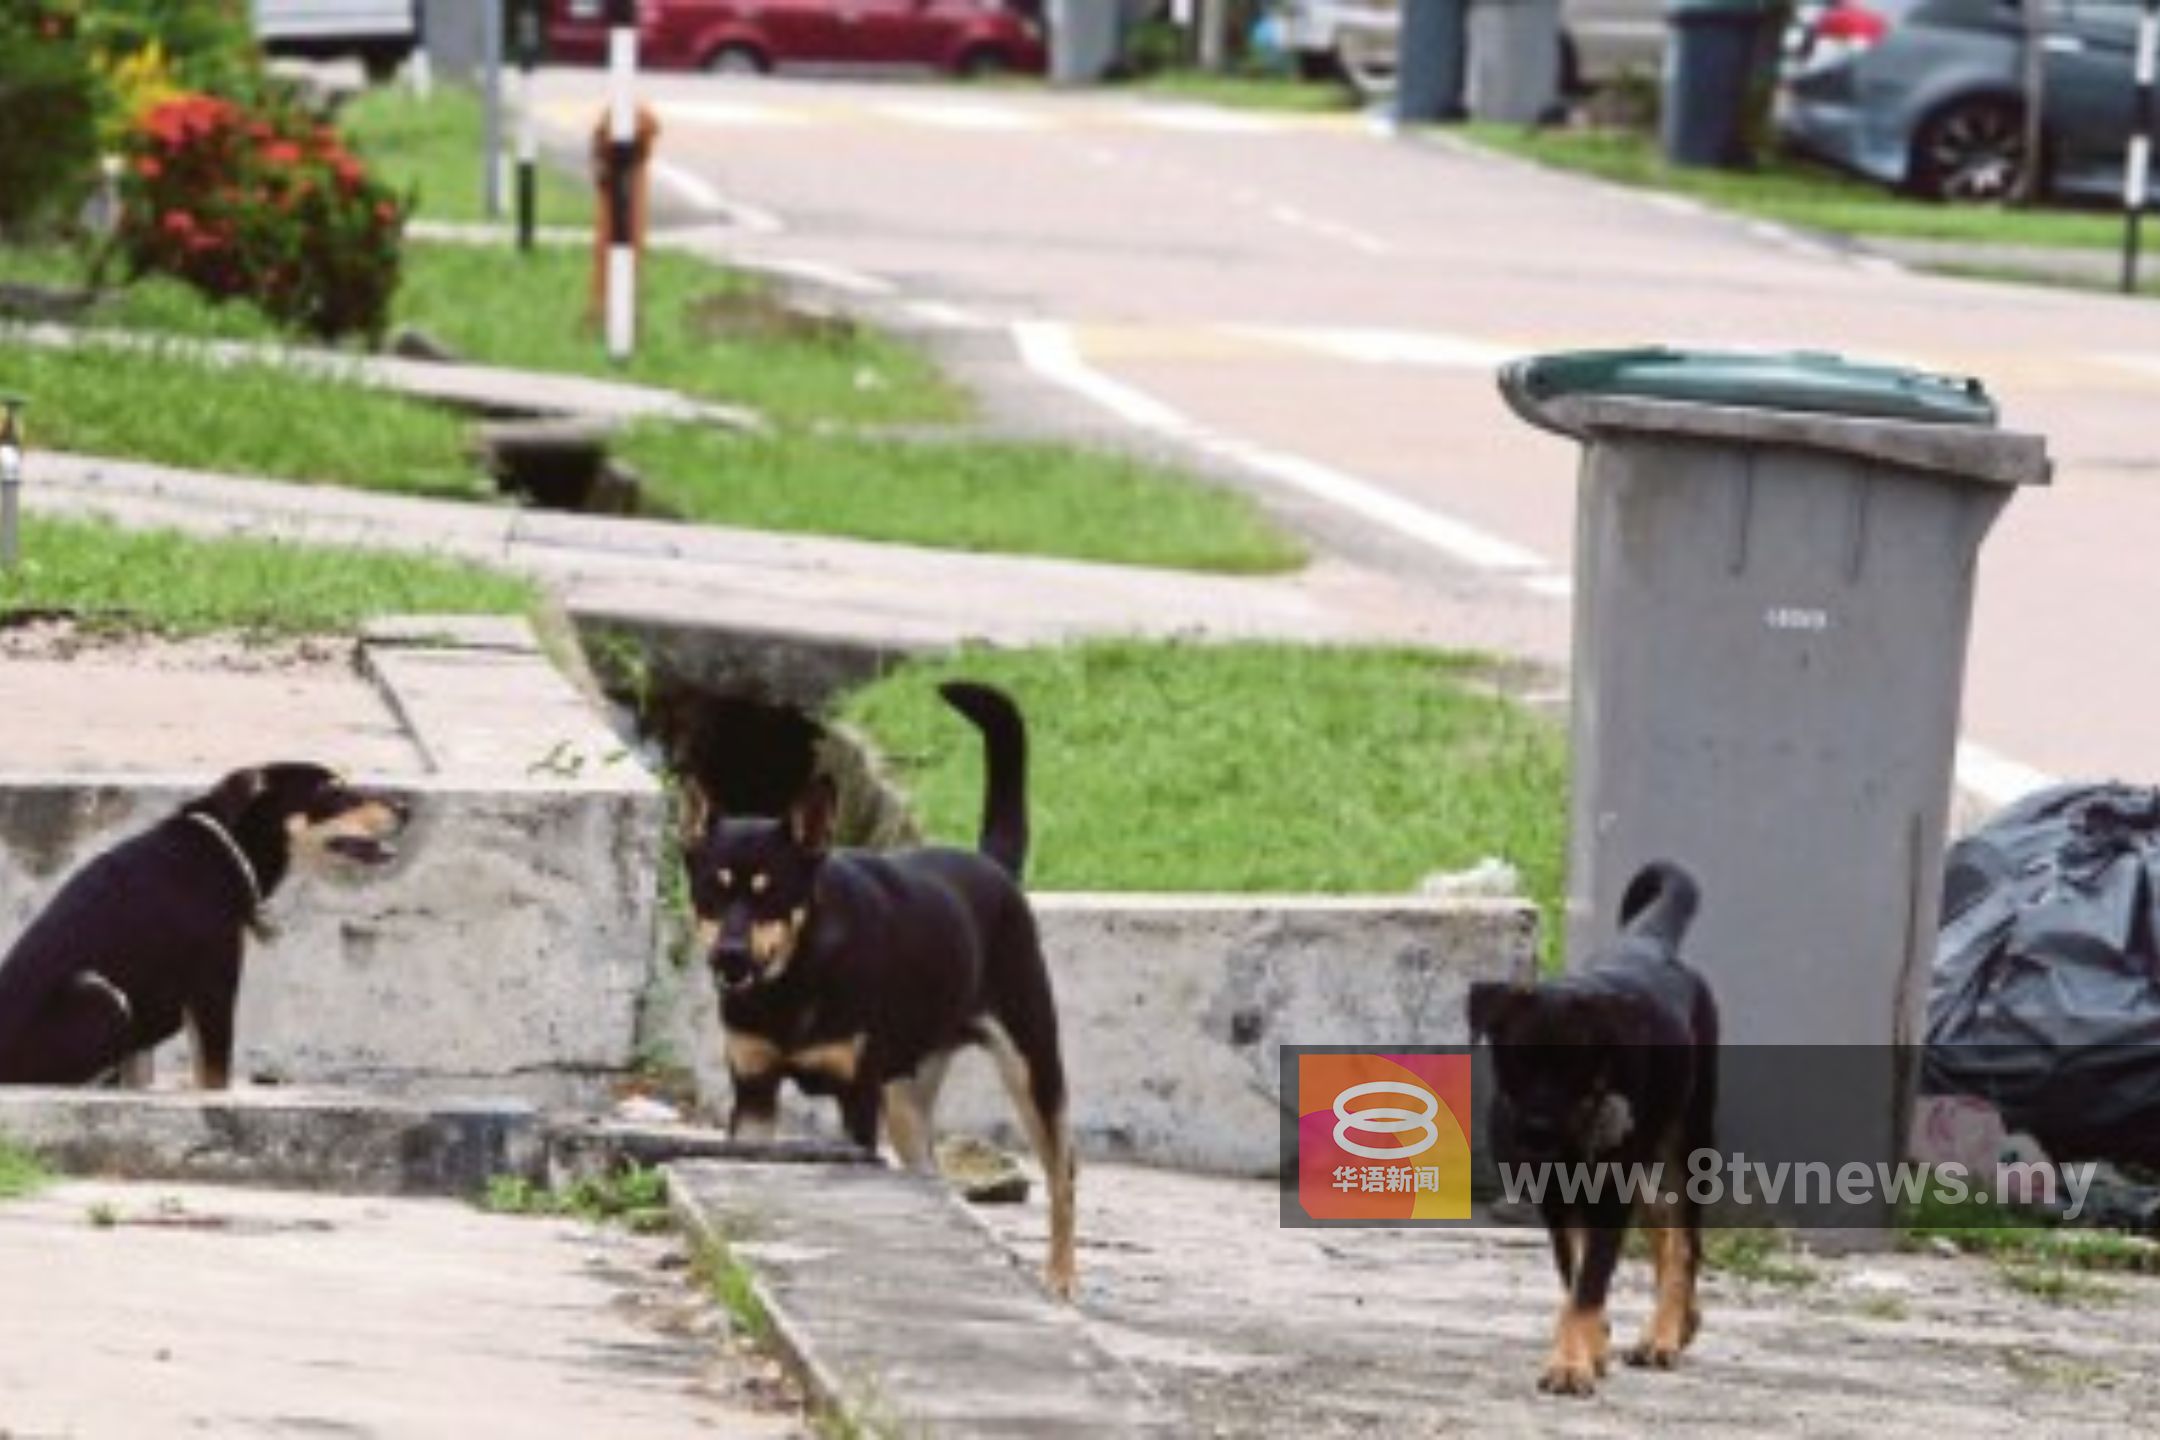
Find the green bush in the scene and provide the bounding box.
[0,6,101,234]
[119,90,407,341]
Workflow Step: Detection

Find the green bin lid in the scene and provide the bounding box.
[1499,347,1998,439]
[1665,0,1774,16]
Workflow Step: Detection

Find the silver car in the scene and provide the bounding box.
[1777,0,2142,201]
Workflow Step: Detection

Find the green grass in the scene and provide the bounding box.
[622,425,1303,574]
[0,338,488,499]
[0,515,534,635]
[1999,1262,2123,1306]
[1129,70,1362,114]
[841,642,1566,919]
[479,1166,674,1232]
[1902,1189,2160,1275]
[0,1140,48,1201]
[1461,124,2125,251]
[0,245,282,342]
[693,1238,775,1345]
[1702,1229,1818,1287]
[393,242,962,428]
[341,84,594,226]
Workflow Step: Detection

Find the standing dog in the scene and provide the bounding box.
[0,764,408,1088]
[680,681,1077,1298]
[1467,860,1718,1397]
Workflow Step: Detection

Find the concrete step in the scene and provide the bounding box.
[669,1158,1173,1437]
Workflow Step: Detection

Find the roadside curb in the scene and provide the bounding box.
[667,1158,1174,1437]
[0,1089,872,1196]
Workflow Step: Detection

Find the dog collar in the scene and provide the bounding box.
[187,812,264,920]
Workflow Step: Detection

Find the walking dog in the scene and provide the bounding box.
[1467,860,1719,1397]
[0,764,408,1088]
[680,681,1077,1298]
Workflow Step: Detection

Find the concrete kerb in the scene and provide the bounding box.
[667,1158,1175,1438]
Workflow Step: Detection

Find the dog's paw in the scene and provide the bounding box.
[1624,1338,1681,1370]
[1044,1262,1076,1303]
[1537,1358,1599,1397]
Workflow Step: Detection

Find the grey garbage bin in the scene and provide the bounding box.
[1466,0,1560,124]
[1049,0,1122,85]
[1501,348,2050,1227]
[1396,0,1470,124]
[1660,0,1771,167]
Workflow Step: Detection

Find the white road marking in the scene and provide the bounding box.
[1012,321,1544,573]
[875,101,1045,130]
[1521,574,1574,599]
[649,159,786,233]
[1955,742,2058,809]
[1265,204,1394,256]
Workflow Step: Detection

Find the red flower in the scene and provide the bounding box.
[161,210,197,237]
[261,141,302,167]
[374,200,398,226]
[135,157,162,180]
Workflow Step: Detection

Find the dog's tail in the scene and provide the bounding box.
[939,680,1029,879]
[1618,860,1700,953]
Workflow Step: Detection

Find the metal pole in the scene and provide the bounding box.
[2017,0,2046,204]
[2123,0,2159,292]
[410,0,434,99]
[516,0,538,251]
[0,400,24,573]
[483,0,505,219]
[606,0,639,362]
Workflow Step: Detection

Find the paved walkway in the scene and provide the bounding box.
[0,1180,806,1438]
[1,321,759,432]
[35,449,1455,657]
[975,1163,2160,1437]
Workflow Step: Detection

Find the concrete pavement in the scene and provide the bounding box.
[0,1179,807,1438]
[546,72,2160,804]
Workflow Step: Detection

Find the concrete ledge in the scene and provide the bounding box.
[0,618,663,1102]
[668,1159,1171,1437]
[0,1089,544,1195]
[667,894,1539,1175]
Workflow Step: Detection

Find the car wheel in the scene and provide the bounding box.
[1295,51,1341,83]
[957,45,1010,79]
[704,44,770,76]
[1910,96,2029,202]
[361,46,405,85]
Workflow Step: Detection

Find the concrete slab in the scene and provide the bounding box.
[0,1088,544,1196]
[668,1159,1171,1437]
[3,320,762,432]
[35,451,1457,683]
[0,618,664,1101]
[975,1162,2160,1437]
[0,1179,808,1438]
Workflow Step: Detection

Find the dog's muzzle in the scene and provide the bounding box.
[711,942,758,992]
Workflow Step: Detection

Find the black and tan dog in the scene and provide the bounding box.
[0,764,408,1088]
[680,682,1076,1298]
[1467,860,1718,1397]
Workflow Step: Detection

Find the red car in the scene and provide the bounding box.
[547,0,1046,77]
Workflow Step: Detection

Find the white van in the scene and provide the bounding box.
[251,0,419,81]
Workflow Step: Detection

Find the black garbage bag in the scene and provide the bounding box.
[1925,782,2160,1164]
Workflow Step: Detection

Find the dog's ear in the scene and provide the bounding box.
[675,775,713,850]
[202,767,266,825]
[1466,981,1534,1043]
[788,774,837,857]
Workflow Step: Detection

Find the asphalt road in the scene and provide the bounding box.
[539,72,2160,801]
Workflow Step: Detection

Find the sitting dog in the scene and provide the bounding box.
[0,764,408,1088]
[1467,860,1718,1397]
[680,681,1076,1298]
